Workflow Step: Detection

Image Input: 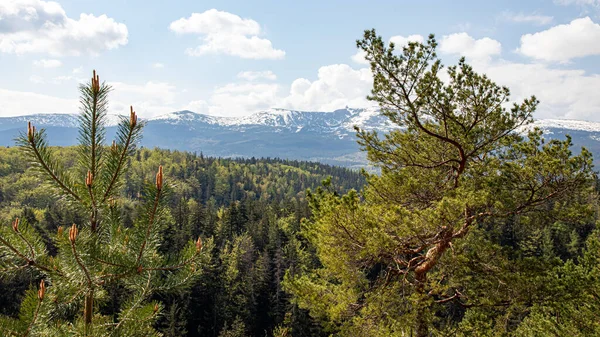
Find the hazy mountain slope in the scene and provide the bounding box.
[1,109,599,167]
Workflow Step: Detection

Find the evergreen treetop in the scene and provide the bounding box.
[285,30,596,336]
[0,70,211,336]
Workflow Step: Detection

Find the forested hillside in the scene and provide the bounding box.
[0,145,364,336]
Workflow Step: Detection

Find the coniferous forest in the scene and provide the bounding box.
[1,30,600,336]
[0,144,363,336]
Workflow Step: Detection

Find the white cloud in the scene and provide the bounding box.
[389,34,425,48]
[6,27,600,124]
[0,78,184,118]
[25,71,87,85]
[33,59,62,68]
[351,50,369,65]
[109,81,179,118]
[282,64,372,112]
[169,9,284,60]
[342,31,600,122]
[184,33,284,60]
[207,82,281,116]
[469,59,600,121]
[169,9,260,35]
[0,0,128,56]
[438,33,600,121]
[193,64,372,116]
[237,70,276,81]
[110,63,369,117]
[0,88,78,116]
[440,33,501,61]
[152,63,165,69]
[196,42,600,121]
[500,11,554,25]
[351,34,424,65]
[518,17,600,63]
[182,100,209,113]
[72,66,83,74]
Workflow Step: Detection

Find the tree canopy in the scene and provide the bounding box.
[286,30,598,336]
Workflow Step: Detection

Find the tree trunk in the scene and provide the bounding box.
[412,227,454,337]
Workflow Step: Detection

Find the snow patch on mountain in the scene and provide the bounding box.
[4,114,81,128]
[532,119,600,133]
[5,110,600,137]
[150,110,225,125]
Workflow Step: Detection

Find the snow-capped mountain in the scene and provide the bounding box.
[148,107,394,136]
[0,107,391,133]
[527,119,600,133]
[1,108,600,167]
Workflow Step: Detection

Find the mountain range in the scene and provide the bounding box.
[2,107,600,167]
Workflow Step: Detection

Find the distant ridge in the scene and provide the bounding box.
[2,108,600,166]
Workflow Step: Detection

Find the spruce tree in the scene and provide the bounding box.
[285,31,596,336]
[0,71,210,336]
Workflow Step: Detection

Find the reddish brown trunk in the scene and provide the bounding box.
[413,227,454,337]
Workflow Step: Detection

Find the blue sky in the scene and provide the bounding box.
[2,0,600,121]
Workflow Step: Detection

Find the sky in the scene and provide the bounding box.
[1,0,600,121]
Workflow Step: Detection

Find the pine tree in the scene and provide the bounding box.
[0,71,210,336]
[285,31,596,336]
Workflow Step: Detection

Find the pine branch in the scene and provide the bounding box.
[77,71,110,180]
[153,238,210,292]
[143,241,203,272]
[10,218,35,260]
[15,230,35,261]
[17,125,81,203]
[86,170,100,231]
[23,281,44,337]
[0,232,57,276]
[111,271,154,335]
[136,166,164,267]
[68,225,92,287]
[92,256,128,268]
[3,70,204,335]
[101,106,143,203]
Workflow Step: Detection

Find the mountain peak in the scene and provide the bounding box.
[2,109,600,167]
[152,110,199,120]
[5,108,600,134]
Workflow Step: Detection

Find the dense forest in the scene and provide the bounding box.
[2,30,600,337]
[0,145,364,336]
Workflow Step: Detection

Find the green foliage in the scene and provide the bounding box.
[218,317,248,337]
[0,71,210,336]
[0,143,358,336]
[285,30,599,336]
